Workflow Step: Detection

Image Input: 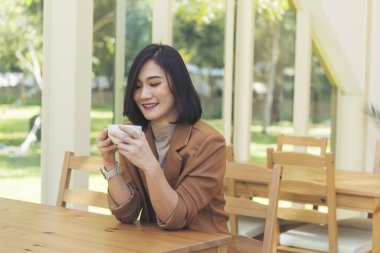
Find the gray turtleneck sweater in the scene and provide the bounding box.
[151,123,176,169]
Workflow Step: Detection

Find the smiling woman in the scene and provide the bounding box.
[96,44,237,252]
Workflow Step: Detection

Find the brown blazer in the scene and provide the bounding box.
[108,120,230,235]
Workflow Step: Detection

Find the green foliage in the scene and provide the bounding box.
[0,0,43,73]
[365,103,380,128]
[92,0,116,86]
[93,0,153,87]
[255,0,290,21]
[174,0,226,68]
[124,0,153,72]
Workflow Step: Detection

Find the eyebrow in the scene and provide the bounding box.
[137,76,163,83]
[146,76,163,80]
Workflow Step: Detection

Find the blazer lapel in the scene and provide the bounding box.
[163,124,192,189]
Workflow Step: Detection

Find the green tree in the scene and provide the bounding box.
[174,0,225,68]
[0,0,43,91]
[92,0,152,90]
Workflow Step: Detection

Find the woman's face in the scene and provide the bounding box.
[133,59,178,127]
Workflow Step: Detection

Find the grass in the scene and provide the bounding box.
[0,104,330,203]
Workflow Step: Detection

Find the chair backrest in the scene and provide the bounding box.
[266,148,337,252]
[225,161,282,253]
[226,145,235,162]
[277,134,328,155]
[56,151,109,210]
[374,140,380,173]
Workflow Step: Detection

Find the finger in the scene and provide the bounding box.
[100,144,117,152]
[97,138,113,148]
[112,132,138,145]
[117,142,131,152]
[96,128,109,142]
[119,125,142,139]
[118,149,133,159]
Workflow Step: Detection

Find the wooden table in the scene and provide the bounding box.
[0,198,230,253]
[235,167,380,253]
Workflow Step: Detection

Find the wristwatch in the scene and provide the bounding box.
[100,162,120,180]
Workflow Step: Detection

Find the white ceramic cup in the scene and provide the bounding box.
[107,124,142,144]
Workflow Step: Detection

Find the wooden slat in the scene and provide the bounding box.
[262,164,282,253]
[62,189,108,209]
[272,151,327,168]
[226,145,235,162]
[281,180,326,197]
[224,197,268,218]
[277,134,327,155]
[277,245,322,253]
[225,162,272,183]
[278,207,327,224]
[70,156,104,173]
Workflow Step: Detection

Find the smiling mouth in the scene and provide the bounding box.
[142,103,158,110]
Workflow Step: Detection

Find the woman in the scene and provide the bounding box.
[96,44,234,250]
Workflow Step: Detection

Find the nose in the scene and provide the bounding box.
[140,85,152,100]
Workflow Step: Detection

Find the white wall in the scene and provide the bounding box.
[296,0,380,171]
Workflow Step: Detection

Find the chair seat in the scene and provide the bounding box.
[279,223,372,253]
[238,216,303,238]
[338,217,372,230]
[229,216,265,237]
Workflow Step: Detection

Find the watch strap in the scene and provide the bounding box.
[100,162,120,180]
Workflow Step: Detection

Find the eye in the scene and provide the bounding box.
[150,82,161,87]
[134,83,142,89]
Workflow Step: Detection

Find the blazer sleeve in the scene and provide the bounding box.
[107,158,142,223]
[158,133,226,229]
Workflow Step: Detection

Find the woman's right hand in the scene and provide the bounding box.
[96,128,118,167]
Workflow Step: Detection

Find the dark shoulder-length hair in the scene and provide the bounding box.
[123,44,202,128]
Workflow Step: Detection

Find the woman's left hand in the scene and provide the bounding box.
[115,125,160,173]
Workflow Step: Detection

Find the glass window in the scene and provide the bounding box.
[173,0,226,133]
[0,0,43,203]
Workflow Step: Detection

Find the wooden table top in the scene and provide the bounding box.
[282,167,380,198]
[0,198,230,253]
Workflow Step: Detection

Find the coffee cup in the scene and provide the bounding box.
[107,124,142,144]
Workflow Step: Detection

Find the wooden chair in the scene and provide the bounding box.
[56,151,109,210]
[225,161,282,253]
[277,134,328,155]
[226,144,235,162]
[333,140,380,249]
[267,147,338,252]
[267,148,372,252]
[225,144,274,239]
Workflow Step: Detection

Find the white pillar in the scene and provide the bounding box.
[223,0,236,145]
[293,10,312,136]
[233,0,254,162]
[152,0,173,45]
[364,0,380,172]
[335,93,365,171]
[42,0,93,205]
[114,0,126,124]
